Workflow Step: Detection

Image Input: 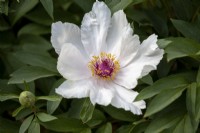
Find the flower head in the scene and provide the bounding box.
[51,0,164,115]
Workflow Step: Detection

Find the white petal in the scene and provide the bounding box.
[107,10,140,67]
[57,43,91,80]
[89,80,114,106]
[114,34,164,89]
[51,21,82,54]
[81,1,111,56]
[111,84,146,115]
[56,79,91,98]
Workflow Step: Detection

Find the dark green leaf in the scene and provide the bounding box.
[140,74,153,85]
[80,98,95,123]
[145,111,184,133]
[171,0,194,21]
[173,116,185,133]
[19,115,34,133]
[25,4,52,26]
[12,106,25,117]
[196,83,200,121]
[196,66,200,83]
[116,125,134,133]
[0,117,20,133]
[0,79,20,94]
[40,0,54,19]
[8,66,57,84]
[86,109,106,127]
[18,23,50,36]
[19,34,52,53]
[144,86,187,117]
[0,0,8,15]
[144,9,168,37]
[131,121,150,133]
[10,0,39,25]
[157,38,172,49]
[15,108,33,120]
[173,114,194,133]
[96,122,112,133]
[186,83,196,119]
[47,79,64,114]
[186,83,199,131]
[36,95,61,101]
[67,99,85,119]
[164,37,200,61]
[79,128,91,133]
[102,105,138,122]
[12,51,57,73]
[28,118,40,133]
[0,15,10,31]
[136,72,194,101]
[37,112,57,122]
[41,117,87,132]
[171,19,200,42]
[157,58,173,78]
[73,0,94,12]
[0,93,19,101]
[106,0,145,13]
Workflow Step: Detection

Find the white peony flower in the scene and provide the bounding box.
[51,0,164,115]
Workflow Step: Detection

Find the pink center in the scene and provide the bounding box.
[88,52,120,80]
[94,59,114,78]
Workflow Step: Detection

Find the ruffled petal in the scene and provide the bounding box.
[114,34,164,89]
[111,84,146,115]
[107,10,140,67]
[57,43,91,80]
[89,80,114,106]
[56,79,92,98]
[81,1,111,56]
[51,21,82,54]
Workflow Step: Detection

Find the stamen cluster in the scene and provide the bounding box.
[88,52,120,80]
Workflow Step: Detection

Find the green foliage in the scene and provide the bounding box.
[8,66,57,84]
[80,98,95,123]
[1,0,200,132]
[19,115,34,133]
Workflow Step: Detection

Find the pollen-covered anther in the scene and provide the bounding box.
[88,52,120,80]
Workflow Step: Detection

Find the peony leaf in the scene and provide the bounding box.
[96,122,112,133]
[145,110,184,133]
[36,95,61,101]
[40,0,54,19]
[37,112,57,122]
[106,0,145,13]
[102,105,138,122]
[173,114,195,133]
[12,51,57,73]
[8,66,57,84]
[0,93,19,101]
[19,115,34,133]
[12,106,25,117]
[10,0,39,25]
[18,23,50,36]
[80,98,95,123]
[171,19,200,42]
[164,37,200,61]
[136,72,195,101]
[41,117,88,132]
[144,86,187,117]
[28,118,40,133]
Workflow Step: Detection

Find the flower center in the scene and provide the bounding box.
[88,52,120,80]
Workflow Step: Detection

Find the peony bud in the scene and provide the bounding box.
[19,91,35,107]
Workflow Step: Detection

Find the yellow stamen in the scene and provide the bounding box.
[88,52,120,80]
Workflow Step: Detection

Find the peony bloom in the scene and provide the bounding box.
[51,1,164,115]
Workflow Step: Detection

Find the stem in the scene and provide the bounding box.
[191,6,200,22]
